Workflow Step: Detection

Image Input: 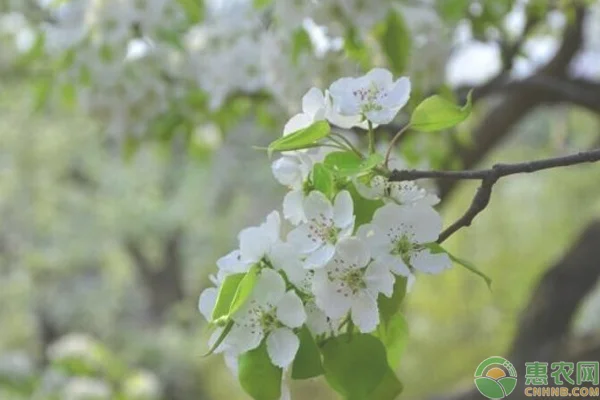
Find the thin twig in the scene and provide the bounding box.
[383,124,411,168]
[388,149,600,243]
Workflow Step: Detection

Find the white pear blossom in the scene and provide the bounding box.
[329,68,411,125]
[355,175,440,206]
[358,203,451,277]
[269,244,335,336]
[312,237,394,333]
[272,154,313,225]
[287,190,355,269]
[220,269,307,368]
[284,87,365,135]
[238,211,281,264]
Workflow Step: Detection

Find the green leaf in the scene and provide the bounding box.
[321,334,388,400]
[211,273,245,321]
[324,152,383,178]
[176,0,204,23]
[253,0,273,8]
[377,313,408,369]
[291,28,313,64]
[427,243,492,290]
[378,10,411,75]
[378,276,407,326]
[203,320,234,356]
[410,91,473,132]
[229,265,260,316]
[268,121,330,155]
[344,27,372,70]
[313,163,335,199]
[238,342,282,400]
[292,326,324,380]
[370,368,404,400]
[347,182,384,229]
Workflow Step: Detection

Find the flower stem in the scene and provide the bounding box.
[383,123,411,169]
[331,131,363,158]
[367,121,375,155]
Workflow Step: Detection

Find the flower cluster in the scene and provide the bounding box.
[198,68,457,400]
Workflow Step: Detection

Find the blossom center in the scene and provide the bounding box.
[352,83,385,113]
[308,216,339,244]
[391,235,418,264]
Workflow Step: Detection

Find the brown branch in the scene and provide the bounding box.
[389,149,600,242]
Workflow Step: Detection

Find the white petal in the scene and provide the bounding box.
[365,107,398,125]
[303,190,334,222]
[198,288,218,321]
[305,302,331,336]
[283,113,313,135]
[312,270,351,319]
[253,269,286,308]
[354,176,386,200]
[335,237,371,268]
[276,291,307,328]
[224,353,239,377]
[239,227,270,263]
[366,67,393,87]
[302,87,325,118]
[263,211,281,244]
[374,253,411,276]
[283,189,306,225]
[356,225,392,260]
[287,224,322,254]
[329,77,361,116]
[410,249,452,274]
[333,190,354,228]
[304,243,336,269]
[269,242,305,284]
[351,291,379,333]
[272,157,303,188]
[224,324,263,355]
[380,76,411,110]
[266,328,300,368]
[217,250,249,274]
[364,262,394,297]
[372,203,442,244]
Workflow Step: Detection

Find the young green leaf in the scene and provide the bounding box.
[321,334,388,399]
[377,276,407,326]
[370,368,404,400]
[268,121,330,155]
[176,0,204,23]
[238,342,282,400]
[324,151,383,177]
[203,320,234,356]
[377,313,409,369]
[379,10,411,75]
[427,243,492,290]
[291,326,324,380]
[228,265,260,316]
[347,182,385,229]
[312,163,335,199]
[410,91,473,132]
[211,273,245,321]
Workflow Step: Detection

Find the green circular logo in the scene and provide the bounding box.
[474,356,518,399]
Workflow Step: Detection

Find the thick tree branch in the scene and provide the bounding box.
[389,149,600,242]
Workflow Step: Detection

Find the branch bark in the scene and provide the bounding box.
[389,149,600,242]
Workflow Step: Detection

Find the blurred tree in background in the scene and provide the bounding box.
[0,0,599,399]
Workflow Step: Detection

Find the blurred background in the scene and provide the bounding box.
[0,0,599,399]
